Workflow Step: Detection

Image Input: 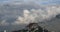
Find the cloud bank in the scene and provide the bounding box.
[0,2,60,31]
[0,0,60,31]
[0,3,60,26]
[0,5,60,26]
[12,6,60,25]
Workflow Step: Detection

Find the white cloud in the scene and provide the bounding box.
[0,5,60,26]
[0,4,60,26]
[12,6,60,25]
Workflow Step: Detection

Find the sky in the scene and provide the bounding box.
[0,0,60,5]
[0,0,60,32]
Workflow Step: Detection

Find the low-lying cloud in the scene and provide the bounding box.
[0,3,60,31]
[0,0,60,31]
[0,20,9,26]
[12,6,60,25]
[0,4,60,26]
[0,2,40,26]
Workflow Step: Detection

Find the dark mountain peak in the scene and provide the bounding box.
[12,23,49,32]
[26,23,38,27]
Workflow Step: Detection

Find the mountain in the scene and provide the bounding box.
[12,23,49,32]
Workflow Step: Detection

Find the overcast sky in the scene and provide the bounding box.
[0,0,60,32]
[0,0,60,5]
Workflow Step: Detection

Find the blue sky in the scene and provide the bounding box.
[0,0,60,5]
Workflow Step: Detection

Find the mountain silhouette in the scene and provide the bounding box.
[12,23,49,32]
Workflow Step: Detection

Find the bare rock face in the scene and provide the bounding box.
[12,23,49,32]
[26,23,43,32]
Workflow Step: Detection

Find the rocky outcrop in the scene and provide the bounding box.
[12,23,49,32]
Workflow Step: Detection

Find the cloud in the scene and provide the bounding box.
[12,6,60,25]
[0,20,9,26]
[0,2,40,26]
[0,1,60,31]
[12,9,48,25]
[0,3,60,26]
